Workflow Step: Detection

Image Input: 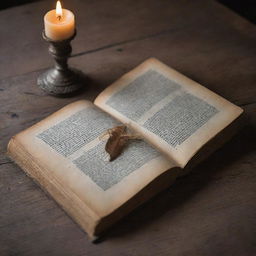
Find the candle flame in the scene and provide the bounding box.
[56,1,63,20]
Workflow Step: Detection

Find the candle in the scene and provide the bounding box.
[44,1,75,41]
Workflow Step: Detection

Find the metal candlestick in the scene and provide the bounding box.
[37,30,86,96]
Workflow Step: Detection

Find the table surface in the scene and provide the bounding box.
[1,0,256,255]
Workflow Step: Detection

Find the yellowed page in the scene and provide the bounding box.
[13,100,176,218]
[94,58,243,167]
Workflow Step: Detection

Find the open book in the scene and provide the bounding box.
[8,58,243,240]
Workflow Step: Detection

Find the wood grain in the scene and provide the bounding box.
[0,0,256,255]
[1,0,256,78]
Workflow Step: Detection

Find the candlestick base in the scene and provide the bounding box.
[37,68,85,96]
[37,30,87,97]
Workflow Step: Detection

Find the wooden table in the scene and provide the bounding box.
[1,1,256,255]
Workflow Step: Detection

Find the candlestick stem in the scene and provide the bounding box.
[37,30,86,96]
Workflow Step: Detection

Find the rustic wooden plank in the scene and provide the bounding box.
[1,0,256,78]
[1,0,256,255]
[68,27,256,106]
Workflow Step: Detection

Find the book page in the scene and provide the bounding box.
[94,58,243,167]
[15,100,176,217]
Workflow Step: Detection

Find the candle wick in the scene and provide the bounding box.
[57,15,61,21]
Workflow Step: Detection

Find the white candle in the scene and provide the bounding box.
[44,1,75,41]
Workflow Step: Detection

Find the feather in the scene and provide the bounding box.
[102,125,141,161]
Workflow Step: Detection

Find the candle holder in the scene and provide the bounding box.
[37,30,86,96]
